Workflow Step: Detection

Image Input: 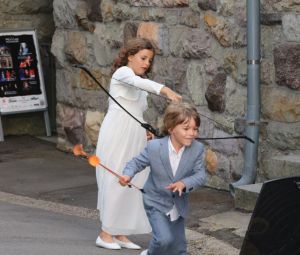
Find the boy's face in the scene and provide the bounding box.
[169,118,199,150]
[127,49,153,76]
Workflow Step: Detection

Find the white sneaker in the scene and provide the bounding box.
[114,238,141,249]
[95,236,121,250]
[140,249,148,255]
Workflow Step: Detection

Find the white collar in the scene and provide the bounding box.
[168,137,185,155]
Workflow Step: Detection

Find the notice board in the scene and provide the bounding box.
[0,29,47,113]
[0,29,50,141]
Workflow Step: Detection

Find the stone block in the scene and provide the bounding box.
[274,43,300,90]
[273,0,300,12]
[84,111,104,145]
[0,0,52,15]
[261,12,282,26]
[123,22,138,43]
[179,10,200,28]
[56,103,85,145]
[137,22,168,55]
[187,61,207,106]
[131,0,188,8]
[262,87,300,122]
[282,14,300,41]
[79,69,102,90]
[86,0,103,22]
[198,0,217,11]
[101,0,115,22]
[265,121,300,151]
[53,0,78,29]
[204,11,231,47]
[65,32,87,64]
[93,23,123,66]
[0,14,54,42]
[224,76,247,116]
[234,183,262,212]
[169,27,212,58]
[260,59,275,86]
[263,154,300,180]
[51,30,67,68]
[205,73,226,113]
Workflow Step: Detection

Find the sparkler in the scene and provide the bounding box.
[73,144,144,193]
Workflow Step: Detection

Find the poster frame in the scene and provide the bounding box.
[0,28,51,141]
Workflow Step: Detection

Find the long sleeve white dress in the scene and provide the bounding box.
[96,66,164,235]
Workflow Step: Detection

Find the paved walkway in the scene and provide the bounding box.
[0,135,250,254]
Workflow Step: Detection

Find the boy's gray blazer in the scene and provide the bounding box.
[123,136,206,218]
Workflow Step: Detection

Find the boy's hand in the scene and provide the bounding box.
[166,181,186,196]
[146,130,155,141]
[119,175,131,186]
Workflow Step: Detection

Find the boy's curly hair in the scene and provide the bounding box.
[162,103,200,136]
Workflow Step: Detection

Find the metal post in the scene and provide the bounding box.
[0,115,4,142]
[230,0,261,195]
[44,110,51,137]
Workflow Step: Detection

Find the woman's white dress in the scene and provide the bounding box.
[96,66,164,235]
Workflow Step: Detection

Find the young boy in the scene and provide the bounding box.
[119,102,207,255]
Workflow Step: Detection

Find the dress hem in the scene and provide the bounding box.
[101,226,152,236]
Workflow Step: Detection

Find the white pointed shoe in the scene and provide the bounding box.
[140,250,148,255]
[95,236,121,250]
[114,238,141,249]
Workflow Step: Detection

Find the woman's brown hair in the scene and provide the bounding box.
[111,37,156,75]
[161,103,201,135]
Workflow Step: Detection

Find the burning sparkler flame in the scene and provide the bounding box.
[72,144,144,193]
[88,155,100,167]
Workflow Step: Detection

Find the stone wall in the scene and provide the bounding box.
[0,0,55,136]
[51,0,300,190]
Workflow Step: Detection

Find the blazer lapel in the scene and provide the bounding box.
[174,145,191,181]
[160,137,174,180]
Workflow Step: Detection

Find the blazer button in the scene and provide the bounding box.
[172,194,175,198]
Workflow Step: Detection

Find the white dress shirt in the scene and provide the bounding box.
[167,137,185,221]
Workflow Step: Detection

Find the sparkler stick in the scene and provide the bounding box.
[73,144,144,193]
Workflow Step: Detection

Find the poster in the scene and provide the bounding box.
[0,29,47,113]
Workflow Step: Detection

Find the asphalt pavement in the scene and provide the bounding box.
[0,135,250,255]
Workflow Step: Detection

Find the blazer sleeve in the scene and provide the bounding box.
[123,144,151,178]
[181,144,206,193]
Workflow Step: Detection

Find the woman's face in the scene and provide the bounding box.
[127,49,154,76]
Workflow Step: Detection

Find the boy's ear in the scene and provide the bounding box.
[168,128,173,134]
[128,54,133,63]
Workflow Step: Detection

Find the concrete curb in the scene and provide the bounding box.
[0,191,98,220]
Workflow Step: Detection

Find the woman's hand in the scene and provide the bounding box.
[119,175,132,186]
[166,181,186,196]
[160,86,182,102]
